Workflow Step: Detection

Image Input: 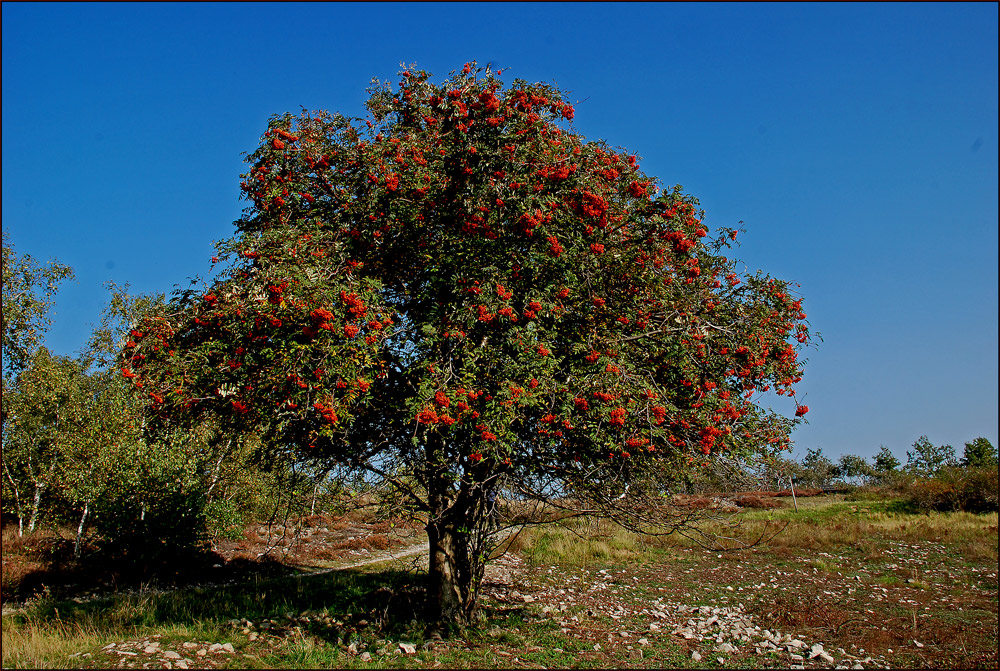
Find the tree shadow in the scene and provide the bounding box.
[8,537,289,603]
[16,555,432,644]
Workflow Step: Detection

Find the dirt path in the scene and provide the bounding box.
[298,539,429,573]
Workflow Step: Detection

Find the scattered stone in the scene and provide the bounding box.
[360,652,372,662]
[222,643,234,653]
[914,640,924,648]
[715,642,737,654]
[691,651,702,662]
[182,642,198,649]
[144,645,160,654]
[638,638,649,646]
[809,643,835,664]
[398,642,416,654]
[163,650,182,659]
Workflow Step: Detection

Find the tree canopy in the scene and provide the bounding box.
[1,231,74,386]
[126,63,814,624]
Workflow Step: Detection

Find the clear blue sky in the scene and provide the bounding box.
[3,2,997,462]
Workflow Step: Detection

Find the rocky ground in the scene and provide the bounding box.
[5,500,997,669]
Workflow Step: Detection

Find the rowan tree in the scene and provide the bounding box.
[126,63,814,624]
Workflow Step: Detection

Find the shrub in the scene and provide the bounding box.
[733,494,783,509]
[903,466,998,513]
[204,499,245,541]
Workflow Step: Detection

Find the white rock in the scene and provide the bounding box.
[715,643,737,654]
[691,651,702,662]
[164,651,182,659]
[360,652,372,662]
[638,638,649,646]
[398,642,416,654]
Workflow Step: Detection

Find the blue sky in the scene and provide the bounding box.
[3,2,997,462]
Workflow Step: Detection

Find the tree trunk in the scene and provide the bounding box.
[2,461,25,536]
[28,483,44,532]
[74,502,90,558]
[426,520,468,624]
[422,438,491,626]
[425,481,488,625]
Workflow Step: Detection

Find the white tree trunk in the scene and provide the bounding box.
[74,502,90,558]
[28,484,44,532]
[2,461,25,536]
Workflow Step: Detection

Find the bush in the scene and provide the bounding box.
[903,466,998,513]
[204,499,246,541]
[733,494,783,509]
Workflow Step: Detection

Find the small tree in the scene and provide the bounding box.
[961,437,997,469]
[800,447,836,488]
[836,453,875,487]
[905,436,956,478]
[873,445,900,474]
[128,63,815,625]
[1,347,87,535]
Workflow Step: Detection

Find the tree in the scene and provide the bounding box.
[800,447,836,488]
[905,436,956,477]
[127,63,814,625]
[1,232,74,383]
[836,453,875,487]
[873,445,900,474]
[961,437,997,469]
[1,347,87,535]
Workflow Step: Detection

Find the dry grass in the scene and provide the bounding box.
[0,617,108,669]
[508,516,665,566]
[510,496,999,565]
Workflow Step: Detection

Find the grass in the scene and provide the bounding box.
[2,495,997,669]
[507,517,670,566]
